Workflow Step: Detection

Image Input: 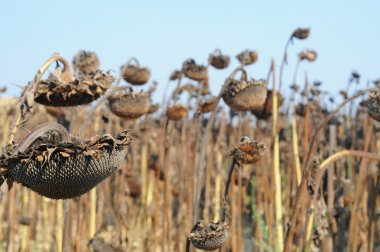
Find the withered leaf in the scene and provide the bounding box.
[83,150,96,156]
[59,152,71,158]
[0,167,7,175]
[36,155,45,163]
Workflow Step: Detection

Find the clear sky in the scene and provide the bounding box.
[1,0,379,102]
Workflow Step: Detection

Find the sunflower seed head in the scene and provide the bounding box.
[292,27,310,40]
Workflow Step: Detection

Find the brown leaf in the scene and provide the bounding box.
[83,150,96,156]
[36,155,45,163]
[59,152,71,157]
[0,167,7,175]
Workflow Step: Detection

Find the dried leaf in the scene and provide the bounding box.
[59,152,71,157]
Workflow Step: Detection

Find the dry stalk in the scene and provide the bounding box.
[271,60,284,252]
[278,36,292,92]
[224,159,238,198]
[304,150,380,247]
[191,66,243,225]
[284,88,379,252]
[20,188,29,252]
[325,125,337,251]
[348,116,372,251]
[57,200,63,252]
[302,88,378,179]
[292,59,301,88]
[317,150,380,185]
[291,104,302,185]
[7,53,73,145]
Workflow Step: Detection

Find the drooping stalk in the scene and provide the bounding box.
[7,53,73,145]
[35,53,75,83]
[317,150,380,187]
[278,37,292,92]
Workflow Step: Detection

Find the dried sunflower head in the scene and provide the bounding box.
[299,50,318,62]
[169,70,183,81]
[209,49,230,69]
[291,27,310,40]
[367,91,380,121]
[90,224,122,252]
[1,123,133,199]
[236,49,258,65]
[188,220,230,251]
[120,58,151,85]
[33,53,114,107]
[166,104,188,121]
[222,75,268,112]
[197,96,217,114]
[182,59,208,81]
[229,136,266,164]
[35,71,114,106]
[349,71,360,83]
[108,90,151,119]
[72,50,100,75]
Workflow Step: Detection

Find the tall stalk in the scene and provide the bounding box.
[57,200,63,252]
[271,60,284,251]
[291,105,302,185]
[191,66,243,225]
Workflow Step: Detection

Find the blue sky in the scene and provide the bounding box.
[1,1,379,102]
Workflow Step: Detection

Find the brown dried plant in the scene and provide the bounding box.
[34,54,114,107]
[0,122,133,199]
[72,50,100,75]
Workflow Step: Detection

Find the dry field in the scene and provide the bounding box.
[0,28,379,252]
